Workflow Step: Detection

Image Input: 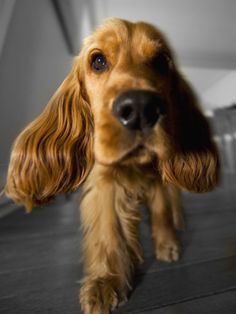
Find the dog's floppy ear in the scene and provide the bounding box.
[160,70,220,192]
[5,57,94,211]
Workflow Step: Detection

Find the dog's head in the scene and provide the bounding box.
[5,18,220,210]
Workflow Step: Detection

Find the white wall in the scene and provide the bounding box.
[0,0,16,59]
[203,71,236,109]
[182,67,236,111]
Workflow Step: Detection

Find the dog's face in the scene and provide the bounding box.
[80,20,174,165]
[5,18,220,210]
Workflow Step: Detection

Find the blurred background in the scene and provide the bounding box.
[0,0,236,193]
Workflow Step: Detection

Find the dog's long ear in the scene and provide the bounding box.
[5,58,94,211]
[160,70,220,192]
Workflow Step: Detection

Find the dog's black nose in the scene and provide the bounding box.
[112,90,164,131]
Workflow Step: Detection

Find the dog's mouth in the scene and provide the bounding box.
[117,144,156,165]
[95,142,156,166]
[94,119,164,166]
[123,144,146,158]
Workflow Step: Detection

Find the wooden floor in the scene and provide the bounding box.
[1,174,236,313]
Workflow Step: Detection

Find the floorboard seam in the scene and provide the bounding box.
[126,286,236,313]
[140,254,236,275]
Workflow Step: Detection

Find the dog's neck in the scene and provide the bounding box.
[81,160,161,207]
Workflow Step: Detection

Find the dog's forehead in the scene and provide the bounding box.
[84,19,167,55]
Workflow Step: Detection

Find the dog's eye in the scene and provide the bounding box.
[91,53,108,73]
[151,52,170,75]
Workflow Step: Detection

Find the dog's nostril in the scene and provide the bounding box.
[113,99,139,128]
[113,90,163,131]
[143,103,160,128]
[120,106,134,121]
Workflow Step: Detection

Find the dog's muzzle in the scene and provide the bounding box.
[112,90,164,132]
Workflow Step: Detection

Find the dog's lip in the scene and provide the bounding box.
[95,144,147,166]
[127,144,145,155]
[118,144,148,161]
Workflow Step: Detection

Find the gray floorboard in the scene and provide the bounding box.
[1,175,236,313]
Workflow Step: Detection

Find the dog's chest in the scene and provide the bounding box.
[115,163,159,203]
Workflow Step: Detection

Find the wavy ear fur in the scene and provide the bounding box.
[5,58,94,211]
[160,71,220,192]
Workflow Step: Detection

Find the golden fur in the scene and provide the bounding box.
[5,18,219,313]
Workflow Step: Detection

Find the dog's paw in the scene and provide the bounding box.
[155,237,181,262]
[80,277,128,314]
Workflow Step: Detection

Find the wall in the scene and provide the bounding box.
[203,71,236,109]
[0,0,73,186]
[182,67,236,112]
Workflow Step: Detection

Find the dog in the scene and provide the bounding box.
[5,18,219,313]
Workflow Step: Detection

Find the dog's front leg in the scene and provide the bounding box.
[79,167,142,313]
[168,185,185,231]
[148,182,181,262]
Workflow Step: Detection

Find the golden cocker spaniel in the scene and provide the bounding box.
[5,18,220,313]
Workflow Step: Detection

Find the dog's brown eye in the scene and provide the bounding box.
[91,53,108,73]
[152,53,170,74]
